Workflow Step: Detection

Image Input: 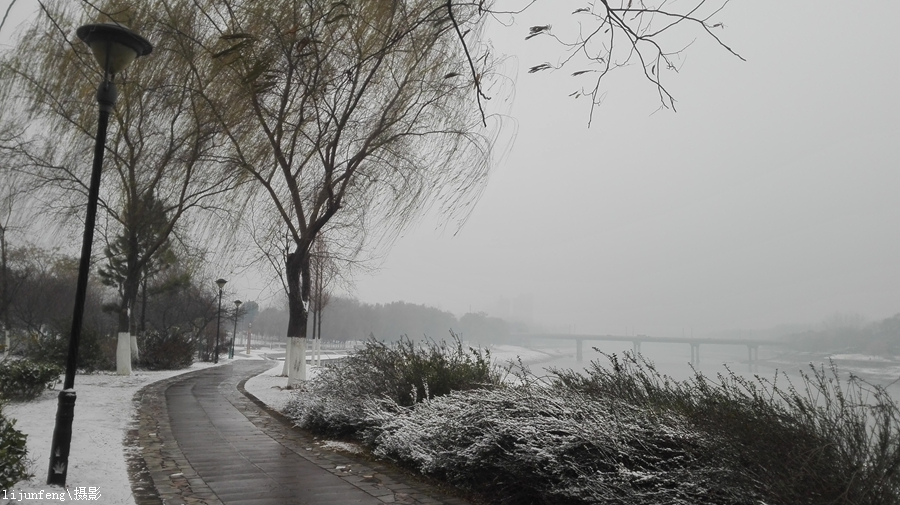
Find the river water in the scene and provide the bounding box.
[504,338,900,403]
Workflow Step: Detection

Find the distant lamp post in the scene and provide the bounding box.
[214,278,227,363]
[230,300,242,359]
[48,22,152,487]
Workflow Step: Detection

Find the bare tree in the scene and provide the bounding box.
[165,0,499,385]
[0,0,243,373]
[162,0,738,385]
[0,122,36,358]
[470,0,743,125]
[309,234,341,366]
[1,0,739,383]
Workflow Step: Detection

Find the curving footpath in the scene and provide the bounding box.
[127,360,472,505]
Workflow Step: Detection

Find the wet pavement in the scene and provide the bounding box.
[128,360,472,505]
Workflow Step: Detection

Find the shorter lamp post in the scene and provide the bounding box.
[214,278,227,363]
[48,22,152,487]
[229,299,242,359]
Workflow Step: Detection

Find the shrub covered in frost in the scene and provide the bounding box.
[0,401,30,488]
[284,335,503,436]
[551,352,900,505]
[286,343,900,504]
[0,359,62,401]
[367,384,749,504]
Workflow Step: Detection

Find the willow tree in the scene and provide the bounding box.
[0,1,241,374]
[166,0,498,385]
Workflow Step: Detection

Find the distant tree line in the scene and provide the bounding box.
[252,296,527,346]
[787,313,900,355]
[0,243,235,370]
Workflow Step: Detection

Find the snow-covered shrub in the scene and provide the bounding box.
[554,352,900,505]
[289,344,900,505]
[0,401,30,488]
[349,335,502,407]
[0,359,62,401]
[367,384,750,504]
[283,378,383,437]
[284,335,503,435]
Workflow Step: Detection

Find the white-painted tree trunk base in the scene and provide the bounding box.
[116,333,132,375]
[287,337,306,388]
[130,335,139,361]
[281,342,290,376]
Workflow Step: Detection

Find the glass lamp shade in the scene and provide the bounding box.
[76,23,153,74]
[216,278,228,290]
[234,300,242,308]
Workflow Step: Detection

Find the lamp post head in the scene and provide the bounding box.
[234,300,242,308]
[76,23,153,75]
[215,278,227,290]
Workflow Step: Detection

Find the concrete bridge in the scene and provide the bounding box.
[516,333,786,365]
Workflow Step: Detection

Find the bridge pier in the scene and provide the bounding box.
[633,341,641,355]
[576,339,583,363]
[690,343,700,366]
[747,344,759,372]
[747,345,759,363]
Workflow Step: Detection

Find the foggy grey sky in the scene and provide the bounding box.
[348,1,900,335]
[2,2,898,336]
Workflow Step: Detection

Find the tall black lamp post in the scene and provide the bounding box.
[214,278,227,363]
[230,299,242,359]
[48,23,153,487]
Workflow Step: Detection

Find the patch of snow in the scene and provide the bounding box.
[243,361,295,412]
[4,358,227,504]
[490,344,569,366]
[243,358,339,412]
[829,354,897,363]
[318,440,363,454]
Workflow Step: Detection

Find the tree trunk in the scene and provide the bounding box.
[281,342,290,375]
[140,277,147,337]
[116,332,132,375]
[116,270,142,374]
[1,227,7,360]
[1,226,7,340]
[311,302,318,367]
[285,247,310,387]
[316,302,323,367]
[116,305,132,374]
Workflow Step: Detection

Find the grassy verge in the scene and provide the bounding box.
[284,339,900,504]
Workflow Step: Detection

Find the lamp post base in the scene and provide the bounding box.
[47,390,76,486]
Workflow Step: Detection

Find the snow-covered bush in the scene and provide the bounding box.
[367,384,750,504]
[350,335,502,407]
[0,359,62,401]
[0,401,30,488]
[553,352,900,505]
[287,344,900,504]
[285,335,503,436]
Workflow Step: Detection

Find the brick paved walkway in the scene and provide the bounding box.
[128,360,473,505]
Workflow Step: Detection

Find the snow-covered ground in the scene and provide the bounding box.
[1,353,260,505]
[2,343,556,504]
[490,344,569,366]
